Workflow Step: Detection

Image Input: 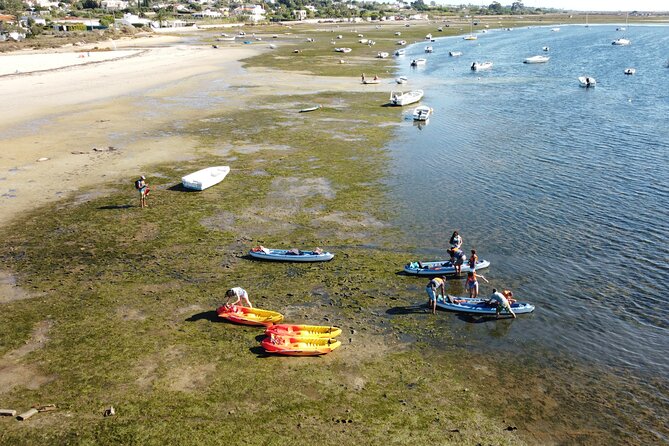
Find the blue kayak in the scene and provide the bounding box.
[435,295,535,315]
[404,259,490,275]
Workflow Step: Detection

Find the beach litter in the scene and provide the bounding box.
[0,409,17,417]
[16,404,57,421]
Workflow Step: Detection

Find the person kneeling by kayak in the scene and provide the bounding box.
[426,276,447,314]
[487,288,516,319]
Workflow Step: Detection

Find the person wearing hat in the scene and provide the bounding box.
[135,175,149,208]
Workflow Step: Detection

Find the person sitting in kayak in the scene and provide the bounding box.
[426,276,447,314]
[487,288,516,319]
[465,270,487,299]
[225,287,253,308]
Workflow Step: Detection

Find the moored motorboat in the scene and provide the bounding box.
[542,46,550,51]
[261,335,341,356]
[410,58,427,67]
[404,259,491,275]
[217,305,284,326]
[612,38,631,46]
[449,51,462,57]
[470,61,493,71]
[624,67,636,75]
[389,89,424,106]
[248,246,334,262]
[425,46,433,53]
[181,166,230,191]
[265,324,342,338]
[523,55,550,64]
[578,76,596,87]
[395,76,408,84]
[412,105,432,121]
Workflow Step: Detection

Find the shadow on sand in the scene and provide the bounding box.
[185,310,224,323]
[386,305,427,315]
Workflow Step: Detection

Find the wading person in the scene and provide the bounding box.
[468,249,478,271]
[465,270,487,299]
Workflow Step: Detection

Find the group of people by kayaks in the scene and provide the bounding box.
[425,230,517,318]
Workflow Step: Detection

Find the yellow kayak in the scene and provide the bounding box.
[265,324,342,339]
[261,335,341,356]
[217,305,283,326]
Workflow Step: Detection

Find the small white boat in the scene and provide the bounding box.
[449,51,462,57]
[394,49,405,56]
[334,47,352,53]
[425,46,433,53]
[217,36,236,41]
[358,38,368,44]
[612,38,631,46]
[410,58,427,67]
[395,31,402,36]
[395,76,408,84]
[389,90,424,106]
[396,40,407,45]
[616,26,626,31]
[269,44,276,49]
[377,51,389,59]
[249,247,334,262]
[412,105,432,121]
[471,61,493,71]
[425,33,432,40]
[523,55,550,64]
[336,34,343,39]
[624,68,636,75]
[551,27,560,32]
[542,46,550,51]
[578,76,596,88]
[463,35,477,41]
[299,105,322,113]
[182,166,230,191]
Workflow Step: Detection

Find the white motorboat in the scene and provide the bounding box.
[616,26,626,31]
[395,31,402,36]
[358,38,368,44]
[410,58,427,67]
[551,27,560,32]
[612,38,631,46]
[523,55,550,64]
[377,51,389,58]
[578,76,596,88]
[624,68,636,75]
[425,33,432,40]
[334,47,352,53]
[425,46,433,53]
[389,90,424,106]
[394,49,405,56]
[542,46,550,51]
[412,105,432,121]
[470,61,493,71]
[449,51,462,57]
[182,166,230,191]
[396,40,407,45]
[395,76,408,84]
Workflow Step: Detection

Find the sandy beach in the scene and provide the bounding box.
[0,34,364,228]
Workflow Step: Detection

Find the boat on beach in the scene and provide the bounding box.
[578,76,596,87]
[395,76,408,84]
[248,247,334,262]
[217,305,284,326]
[377,52,389,58]
[334,47,352,53]
[471,61,493,71]
[403,259,491,275]
[299,105,321,113]
[389,90,424,106]
[181,166,230,191]
[261,335,341,356]
[265,324,342,338]
[524,55,550,64]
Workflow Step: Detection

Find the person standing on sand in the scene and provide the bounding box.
[361,73,366,83]
[426,276,446,314]
[487,288,516,319]
[135,175,149,208]
[225,287,253,308]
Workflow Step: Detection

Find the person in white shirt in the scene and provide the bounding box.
[487,288,516,319]
[225,287,253,308]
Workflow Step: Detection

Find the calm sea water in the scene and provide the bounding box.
[388,25,668,384]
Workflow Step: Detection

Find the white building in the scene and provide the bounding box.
[100,0,129,10]
[192,9,223,18]
[233,4,265,23]
[292,9,307,21]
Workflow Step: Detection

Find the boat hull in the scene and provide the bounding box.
[435,297,535,315]
[261,335,341,356]
[217,305,284,326]
[182,166,230,191]
[265,324,342,338]
[249,249,334,262]
[404,259,490,275]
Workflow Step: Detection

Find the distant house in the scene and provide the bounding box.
[192,9,223,18]
[233,4,265,23]
[51,17,103,31]
[115,13,152,27]
[25,0,60,9]
[100,0,129,11]
[292,9,306,21]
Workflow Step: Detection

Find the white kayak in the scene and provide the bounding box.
[249,247,334,262]
[435,295,535,315]
[181,166,230,191]
[404,259,490,275]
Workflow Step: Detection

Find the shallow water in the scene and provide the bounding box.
[386,23,669,435]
